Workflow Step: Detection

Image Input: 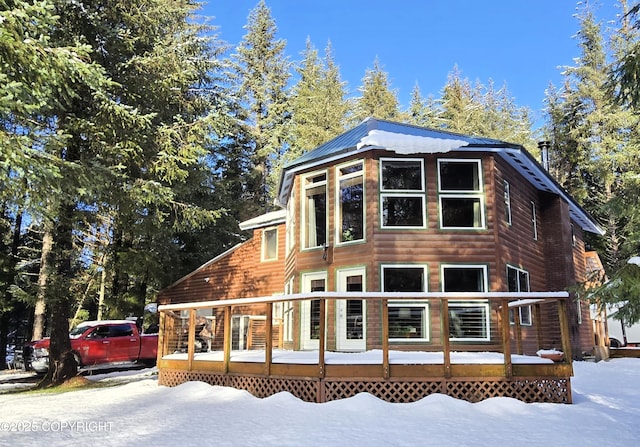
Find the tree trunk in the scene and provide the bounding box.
[32,226,53,341]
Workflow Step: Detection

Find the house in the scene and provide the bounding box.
[156,118,604,403]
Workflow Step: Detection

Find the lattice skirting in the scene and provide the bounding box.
[158,369,571,404]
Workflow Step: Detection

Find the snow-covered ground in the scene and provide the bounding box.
[1,358,639,446]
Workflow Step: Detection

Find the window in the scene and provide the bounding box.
[507,265,532,326]
[442,265,490,341]
[382,265,430,342]
[301,271,327,349]
[438,159,485,229]
[337,161,364,243]
[302,171,327,249]
[282,279,294,342]
[231,315,250,350]
[262,227,278,261]
[504,180,512,225]
[380,158,426,229]
[110,324,134,337]
[531,201,538,240]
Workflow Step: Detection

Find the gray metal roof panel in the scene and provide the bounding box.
[285,117,511,169]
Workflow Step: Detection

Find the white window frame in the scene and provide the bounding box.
[335,160,365,245]
[437,158,485,230]
[300,271,327,350]
[531,200,538,240]
[504,180,512,226]
[261,227,278,262]
[441,264,490,342]
[301,170,328,250]
[282,278,295,342]
[379,158,427,229]
[381,264,430,342]
[286,188,295,255]
[507,265,532,326]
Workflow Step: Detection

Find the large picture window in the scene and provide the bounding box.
[380,158,426,229]
[302,171,327,249]
[438,159,485,229]
[507,265,532,326]
[382,265,429,342]
[337,161,364,243]
[442,265,490,341]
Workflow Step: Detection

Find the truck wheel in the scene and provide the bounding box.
[609,338,622,348]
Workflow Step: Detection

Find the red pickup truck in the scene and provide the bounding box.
[30,320,158,373]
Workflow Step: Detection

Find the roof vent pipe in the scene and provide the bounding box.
[538,141,551,171]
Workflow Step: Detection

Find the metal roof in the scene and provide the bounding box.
[276,117,604,235]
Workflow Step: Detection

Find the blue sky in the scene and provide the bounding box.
[201,1,624,129]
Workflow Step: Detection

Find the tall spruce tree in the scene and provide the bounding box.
[289,39,348,160]
[235,0,291,214]
[1,0,230,384]
[407,83,441,128]
[353,57,401,123]
[545,3,640,277]
[610,2,640,108]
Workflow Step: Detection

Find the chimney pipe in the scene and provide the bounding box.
[538,141,551,171]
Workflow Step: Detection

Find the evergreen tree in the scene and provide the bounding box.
[440,66,479,134]
[1,0,231,383]
[353,57,401,122]
[609,2,640,108]
[235,0,291,214]
[407,83,441,128]
[289,39,348,160]
[440,66,535,149]
[545,3,640,280]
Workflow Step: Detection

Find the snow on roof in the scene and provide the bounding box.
[356,129,470,154]
[239,209,286,231]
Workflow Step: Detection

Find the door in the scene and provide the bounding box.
[80,325,111,366]
[336,267,366,351]
[107,323,139,362]
[301,272,326,350]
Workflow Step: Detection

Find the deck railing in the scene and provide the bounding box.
[157,291,573,379]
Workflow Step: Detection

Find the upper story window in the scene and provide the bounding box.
[438,159,485,229]
[261,227,278,261]
[337,161,364,244]
[380,158,426,229]
[302,171,327,249]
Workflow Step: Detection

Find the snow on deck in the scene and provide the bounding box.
[163,349,553,364]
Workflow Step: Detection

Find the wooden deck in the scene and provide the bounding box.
[157,292,574,403]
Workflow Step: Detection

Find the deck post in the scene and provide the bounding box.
[558,297,573,362]
[318,298,326,377]
[382,298,389,379]
[223,305,232,373]
[187,308,196,371]
[265,302,273,376]
[441,298,451,379]
[501,298,512,378]
[157,310,166,365]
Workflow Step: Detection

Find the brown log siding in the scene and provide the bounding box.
[159,149,594,357]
